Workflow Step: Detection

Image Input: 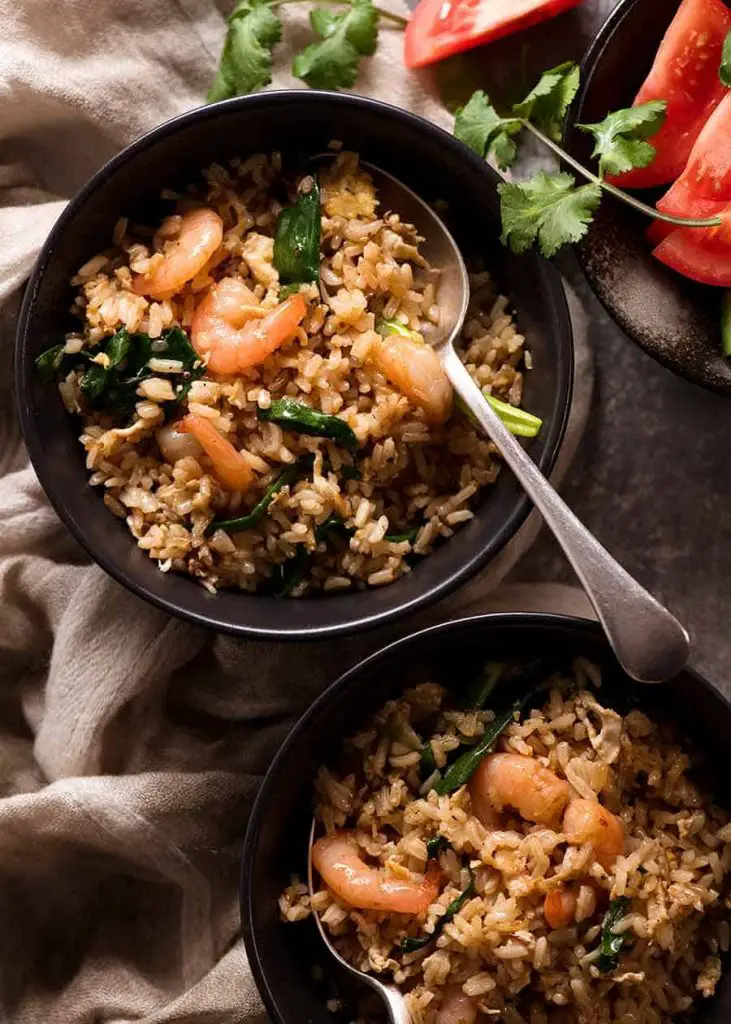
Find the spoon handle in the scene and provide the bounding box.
[382,985,412,1024]
[443,348,690,683]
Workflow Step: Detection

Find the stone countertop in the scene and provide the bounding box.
[438,0,731,692]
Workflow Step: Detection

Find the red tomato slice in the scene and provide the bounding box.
[647,176,727,245]
[652,210,731,287]
[404,0,583,70]
[607,0,731,190]
[680,92,731,200]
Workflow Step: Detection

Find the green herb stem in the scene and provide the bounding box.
[384,527,419,544]
[434,694,529,795]
[400,869,475,953]
[208,460,305,534]
[522,120,722,229]
[269,0,408,26]
[459,661,504,710]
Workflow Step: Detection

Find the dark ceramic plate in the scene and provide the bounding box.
[16,92,573,641]
[241,613,731,1023]
[565,0,731,394]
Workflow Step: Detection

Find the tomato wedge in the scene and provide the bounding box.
[652,209,731,287]
[646,176,727,246]
[404,0,583,70]
[607,0,731,191]
[679,92,731,200]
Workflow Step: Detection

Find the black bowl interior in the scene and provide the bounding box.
[16,92,573,640]
[242,614,731,1024]
[565,0,731,394]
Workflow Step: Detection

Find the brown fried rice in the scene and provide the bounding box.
[280,660,731,1023]
[56,151,530,596]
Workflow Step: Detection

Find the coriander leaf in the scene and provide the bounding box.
[498,172,602,258]
[577,100,666,177]
[208,0,282,101]
[310,6,340,37]
[513,61,580,142]
[454,91,522,171]
[721,30,731,88]
[293,0,377,90]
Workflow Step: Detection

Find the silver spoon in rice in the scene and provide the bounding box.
[308,820,412,1024]
[323,160,689,684]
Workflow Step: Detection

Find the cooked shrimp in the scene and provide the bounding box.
[469,753,570,826]
[156,423,203,464]
[436,989,477,1024]
[544,885,578,929]
[180,414,254,492]
[133,208,223,299]
[368,335,453,425]
[563,799,625,869]
[311,831,440,914]
[191,278,307,375]
[468,774,501,829]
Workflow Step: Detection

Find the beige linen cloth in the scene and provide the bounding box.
[0,2,593,1021]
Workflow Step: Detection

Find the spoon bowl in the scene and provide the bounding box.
[361,162,690,684]
[307,821,411,1024]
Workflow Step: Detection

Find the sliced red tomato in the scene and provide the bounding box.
[607,0,731,191]
[647,176,727,245]
[404,0,583,70]
[679,92,731,200]
[652,209,731,287]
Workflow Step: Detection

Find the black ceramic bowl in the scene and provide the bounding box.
[16,92,573,640]
[241,613,731,1023]
[565,0,731,394]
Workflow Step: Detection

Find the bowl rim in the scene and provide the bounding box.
[15,90,574,640]
[566,0,731,396]
[239,610,729,1023]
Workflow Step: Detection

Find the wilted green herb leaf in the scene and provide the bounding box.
[512,61,581,141]
[597,897,631,972]
[498,173,602,258]
[208,0,282,101]
[273,175,321,287]
[258,397,358,451]
[293,0,377,89]
[35,345,66,383]
[577,101,666,177]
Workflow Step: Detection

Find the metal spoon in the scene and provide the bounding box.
[362,163,690,684]
[307,820,411,1024]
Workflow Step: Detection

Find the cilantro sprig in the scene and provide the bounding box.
[209,0,406,98]
[293,0,378,89]
[454,63,723,260]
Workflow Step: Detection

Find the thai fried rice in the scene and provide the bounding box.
[280,660,731,1023]
[55,151,530,596]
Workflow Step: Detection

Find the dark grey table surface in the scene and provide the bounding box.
[434,0,731,692]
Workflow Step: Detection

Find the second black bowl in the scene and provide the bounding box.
[241,613,731,1022]
[16,92,573,639]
